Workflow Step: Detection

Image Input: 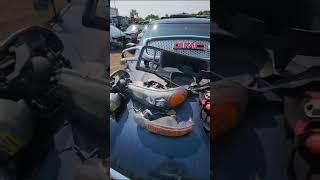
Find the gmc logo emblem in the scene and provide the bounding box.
[172,42,205,51]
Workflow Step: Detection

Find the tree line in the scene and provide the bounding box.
[129,9,210,20]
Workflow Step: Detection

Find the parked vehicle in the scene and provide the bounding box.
[110,25,130,49]
[132,18,210,47]
[110,16,210,179]
[124,24,144,43]
[111,16,130,31]
[124,18,210,63]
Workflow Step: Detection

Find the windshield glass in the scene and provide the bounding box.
[0,0,68,41]
[125,24,142,33]
[111,25,124,38]
[143,23,210,38]
[118,17,129,26]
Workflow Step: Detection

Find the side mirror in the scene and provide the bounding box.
[126,43,136,49]
[82,0,108,31]
[120,46,140,64]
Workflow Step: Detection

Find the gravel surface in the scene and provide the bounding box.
[110,50,125,73]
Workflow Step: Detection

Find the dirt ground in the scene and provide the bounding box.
[110,50,125,73]
[0,0,54,41]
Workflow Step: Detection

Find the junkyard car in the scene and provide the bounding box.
[110,25,130,49]
[124,24,145,43]
[110,17,210,179]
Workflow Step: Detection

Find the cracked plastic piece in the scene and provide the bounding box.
[133,110,194,137]
[128,81,187,109]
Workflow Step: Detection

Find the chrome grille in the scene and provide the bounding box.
[145,37,210,59]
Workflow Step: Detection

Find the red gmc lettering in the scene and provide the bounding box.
[172,42,205,51]
[184,43,194,49]
[172,43,184,49]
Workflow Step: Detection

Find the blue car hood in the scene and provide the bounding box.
[110,65,210,179]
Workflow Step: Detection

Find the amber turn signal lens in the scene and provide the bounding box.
[168,88,188,109]
[146,123,193,137]
[212,103,242,138]
[211,80,248,138]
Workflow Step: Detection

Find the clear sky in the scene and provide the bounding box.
[110,0,210,18]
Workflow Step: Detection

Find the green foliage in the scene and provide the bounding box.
[197,10,210,16]
[129,9,139,18]
[145,14,159,20]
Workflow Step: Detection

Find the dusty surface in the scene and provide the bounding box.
[0,0,68,40]
[110,50,125,73]
[0,0,54,41]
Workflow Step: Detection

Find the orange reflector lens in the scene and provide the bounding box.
[212,81,248,138]
[212,103,241,138]
[146,123,193,137]
[168,89,188,109]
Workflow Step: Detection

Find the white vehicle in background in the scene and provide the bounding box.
[110,25,130,49]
